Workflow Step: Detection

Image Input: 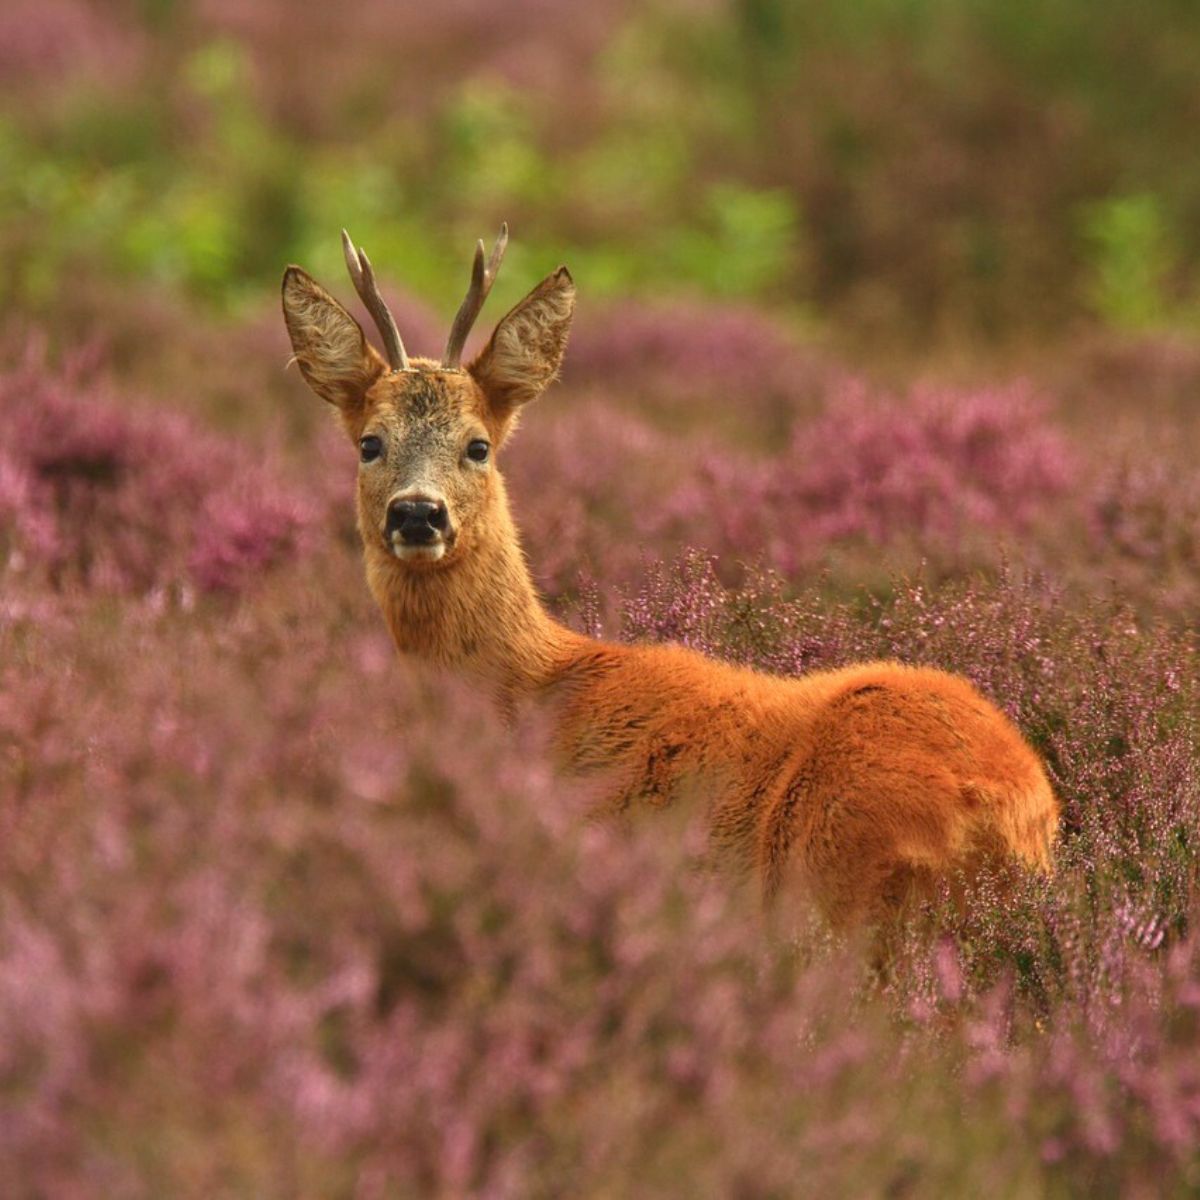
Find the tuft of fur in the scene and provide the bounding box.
[542,643,1058,934]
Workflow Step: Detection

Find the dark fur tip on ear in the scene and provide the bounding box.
[282,265,313,294]
[554,265,573,285]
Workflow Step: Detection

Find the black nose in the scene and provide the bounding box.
[386,497,448,544]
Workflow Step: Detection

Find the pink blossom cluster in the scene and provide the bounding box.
[653,381,1076,576]
[0,343,319,597]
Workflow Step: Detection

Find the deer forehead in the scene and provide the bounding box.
[363,365,490,434]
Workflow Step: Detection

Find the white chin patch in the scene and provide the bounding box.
[391,540,446,563]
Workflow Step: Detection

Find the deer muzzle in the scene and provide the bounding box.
[385,493,452,559]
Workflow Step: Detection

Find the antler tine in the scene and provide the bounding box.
[442,223,509,369]
[341,229,409,372]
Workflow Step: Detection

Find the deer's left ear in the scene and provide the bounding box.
[470,267,575,416]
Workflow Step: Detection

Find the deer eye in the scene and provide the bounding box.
[466,439,490,464]
[360,435,383,463]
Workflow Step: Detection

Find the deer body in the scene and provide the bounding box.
[283,229,1058,932]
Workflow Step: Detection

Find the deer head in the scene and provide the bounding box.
[282,226,574,569]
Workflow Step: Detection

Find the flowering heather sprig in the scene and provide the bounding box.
[0,342,319,597]
[654,381,1075,577]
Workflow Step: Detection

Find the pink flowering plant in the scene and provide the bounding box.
[5,1,1200,1191]
[2,316,1200,1196]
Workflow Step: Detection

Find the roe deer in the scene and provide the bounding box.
[281,227,1059,934]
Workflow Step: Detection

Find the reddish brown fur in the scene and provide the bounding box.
[282,242,1059,935]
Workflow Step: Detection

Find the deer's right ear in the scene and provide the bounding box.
[282,267,385,413]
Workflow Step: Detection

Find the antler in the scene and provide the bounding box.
[442,223,509,369]
[341,230,410,372]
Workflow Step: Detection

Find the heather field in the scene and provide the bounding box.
[4,2,1200,1197]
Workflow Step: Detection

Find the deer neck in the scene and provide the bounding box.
[364,493,584,704]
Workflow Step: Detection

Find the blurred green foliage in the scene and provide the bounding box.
[1,0,1198,346]
[1080,194,1173,330]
